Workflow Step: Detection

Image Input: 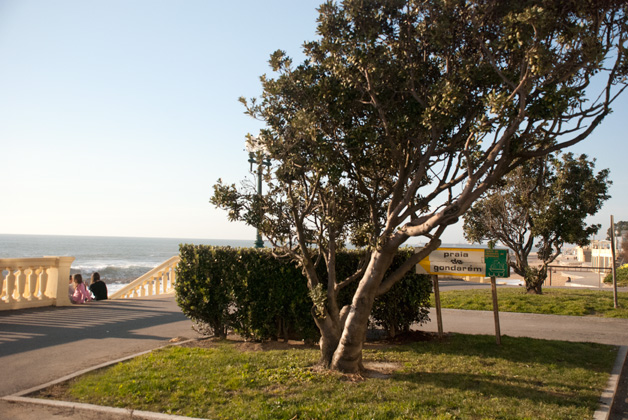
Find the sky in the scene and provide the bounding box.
[0,1,626,245]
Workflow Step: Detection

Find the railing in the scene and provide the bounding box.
[546,264,613,287]
[0,257,75,311]
[109,256,180,299]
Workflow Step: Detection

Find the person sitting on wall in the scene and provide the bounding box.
[71,274,92,304]
[89,272,108,300]
[68,274,75,298]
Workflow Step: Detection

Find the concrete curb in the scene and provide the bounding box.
[2,396,207,420]
[3,336,625,419]
[594,345,628,420]
[1,337,210,420]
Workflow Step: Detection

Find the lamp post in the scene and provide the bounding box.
[611,215,618,308]
[245,135,270,249]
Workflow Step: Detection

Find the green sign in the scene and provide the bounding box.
[484,249,509,277]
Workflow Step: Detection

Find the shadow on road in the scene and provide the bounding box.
[0,298,190,358]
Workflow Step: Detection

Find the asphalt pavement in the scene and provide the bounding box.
[0,296,202,397]
[1,287,627,420]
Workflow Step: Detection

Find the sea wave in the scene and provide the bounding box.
[70,264,156,283]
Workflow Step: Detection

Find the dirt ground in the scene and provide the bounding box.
[179,330,438,379]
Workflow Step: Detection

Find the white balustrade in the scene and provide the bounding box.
[109,256,180,300]
[1,255,179,309]
[0,257,74,310]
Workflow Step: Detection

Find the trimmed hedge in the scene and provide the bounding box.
[175,245,431,341]
[372,249,433,337]
[604,264,628,287]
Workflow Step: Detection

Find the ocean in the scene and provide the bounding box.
[0,234,254,294]
[0,234,495,294]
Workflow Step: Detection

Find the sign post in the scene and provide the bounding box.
[417,247,509,345]
[490,275,501,345]
[431,274,443,340]
[487,244,502,345]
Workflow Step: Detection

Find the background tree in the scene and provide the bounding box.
[622,232,628,264]
[606,220,628,265]
[463,154,610,294]
[212,0,627,372]
[606,220,628,241]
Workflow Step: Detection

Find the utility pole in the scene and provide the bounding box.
[611,215,619,308]
[246,135,271,249]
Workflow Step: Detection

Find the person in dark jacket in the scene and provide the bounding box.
[89,272,108,300]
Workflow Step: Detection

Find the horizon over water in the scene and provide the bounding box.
[0,234,256,293]
[0,233,493,293]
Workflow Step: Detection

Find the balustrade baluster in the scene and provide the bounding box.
[149,277,156,295]
[26,268,37,300]
[165,267,172,292]
[39,267,48,299]
[155,273,163,295]
[4,270,15,303]
[0,269,7,301]
[15,268,26,302]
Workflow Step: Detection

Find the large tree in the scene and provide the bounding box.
[212,0,628,372]
[463,153,610,294]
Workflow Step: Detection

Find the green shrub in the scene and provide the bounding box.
[328,248,432,338]
[230,250,318,341]
[372,248,432,337]
[175,245,431,341]
[176,246,318,341]
[175,245,240,338]
[604,264,628,286]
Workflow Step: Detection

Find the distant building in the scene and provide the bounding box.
[589,240,614,273]
[576,246,591,263]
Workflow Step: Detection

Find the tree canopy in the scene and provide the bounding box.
[212,0,628,372]
[463,153,610,293]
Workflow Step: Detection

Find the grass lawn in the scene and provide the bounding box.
[38,334,616,420]
[434,288,628,318]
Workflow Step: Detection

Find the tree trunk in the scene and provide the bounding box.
[314,306,343,367]
[524,266,546,295]
[329,250,394,373]
[525,279,543,294]
[511,255,545,295]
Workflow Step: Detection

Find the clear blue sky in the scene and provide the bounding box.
[1,0,626,243]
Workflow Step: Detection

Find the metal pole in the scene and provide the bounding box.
[491,276,501,345]
[432,275,443,340]
[254,162,264,249]
[611,215,618,308]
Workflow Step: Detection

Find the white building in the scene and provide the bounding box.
[589,240,614,272]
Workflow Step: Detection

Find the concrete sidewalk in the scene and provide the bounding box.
[421,307,628,346]
[2,293,628,419]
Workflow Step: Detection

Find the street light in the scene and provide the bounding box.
[611,215,619,308]
[245,135,271,249]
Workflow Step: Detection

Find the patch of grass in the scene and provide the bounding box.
[434,288,628,318]
[40,336,616,420]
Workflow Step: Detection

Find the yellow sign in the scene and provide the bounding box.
[416,247,509,277]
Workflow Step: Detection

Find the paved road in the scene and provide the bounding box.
[0,296,201,397]
[1,288,627,419]
[421,307,628,345]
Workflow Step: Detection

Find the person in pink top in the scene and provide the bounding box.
[70,274,92,304]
